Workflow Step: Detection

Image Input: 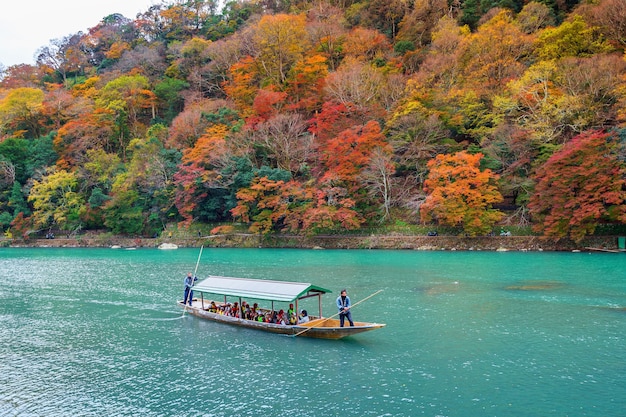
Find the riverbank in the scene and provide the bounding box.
[3,233,623,252]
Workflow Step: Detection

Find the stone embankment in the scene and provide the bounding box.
[4,233,623,252]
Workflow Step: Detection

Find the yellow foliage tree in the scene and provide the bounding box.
[0,87,45,137]
[253,14,309,86]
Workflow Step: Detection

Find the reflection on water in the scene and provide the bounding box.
[504,280,566,291]
[1,248,625,417]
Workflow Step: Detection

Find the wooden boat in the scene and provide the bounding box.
[178,275,385,339]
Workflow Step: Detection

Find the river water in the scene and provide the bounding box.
[0,248,625,417]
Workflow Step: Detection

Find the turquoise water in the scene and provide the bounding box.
[1,248,625,417]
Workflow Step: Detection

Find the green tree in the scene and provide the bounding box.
[154,77,189,123]
[0,138,29,183]
[27,133,58,178]
[103,185,145,235]
[9,181,30,217]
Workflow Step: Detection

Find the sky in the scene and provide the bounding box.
[0,0,158,68]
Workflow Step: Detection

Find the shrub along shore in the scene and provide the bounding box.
[3,233,623,252]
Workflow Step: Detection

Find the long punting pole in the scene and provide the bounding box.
[292,289,383,337]
[182,245,204,317]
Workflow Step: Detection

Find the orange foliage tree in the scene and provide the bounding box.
[231,176,362,235]
[318,120,390,187]
[421,151,504,236]
[174,123,230,227]
[223,56,259,117]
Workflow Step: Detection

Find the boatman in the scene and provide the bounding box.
[336,289,354,327]
[183,272,198,306]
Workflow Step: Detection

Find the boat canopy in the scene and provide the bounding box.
[193,275,331,302]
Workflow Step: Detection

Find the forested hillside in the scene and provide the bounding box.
[1,0,625,242]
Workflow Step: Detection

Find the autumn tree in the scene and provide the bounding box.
[253,14,309,86]
[9,212,33,240]
[223,56,260,116]
[534,15,613,61]
[285,55,328,114]
[460,10,532,94]
[0,64,43,89]
[169,37,213,93]
[494,54,625,145]
[341,27,390,62]
[308,101,371,145]
[583,0,626,47]
[528,130,626,242]
[0,87,45,137]
[231,176,363,235]
[421,151,504,236]
[396,0,448,48]
[173,108,239,226]
[231,176,304,235]
[306,3,347,71]
[84,13,137,69]
[36,33,88,84]
[166,98,231,149]
[386,101,452,186]
[414,15,469,92]
[159,0,218,40]
[359,147,395,221]
[28,168,85,232]
[95,74,157,158]
[318,120,390,187]
[42,84,78,131]
[324,60,386,112]
[515,2,556,34]
[251,113,312,176]
[493,60,566,144]
[113,45,168,80]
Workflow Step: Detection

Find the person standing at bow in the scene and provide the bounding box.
[336,289,354,327]
[183,272,198,306]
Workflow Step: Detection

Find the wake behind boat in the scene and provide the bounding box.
[178,275,385,339]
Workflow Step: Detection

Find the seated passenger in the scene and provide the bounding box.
[242,303,251,320]
[208,301,218,313]
[276,309,286,325]
[250,303,259,321]
[298,310,310,324]
[287,303,297,325]
[223,303,231,316]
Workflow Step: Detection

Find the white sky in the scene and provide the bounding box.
[0,1,158,68]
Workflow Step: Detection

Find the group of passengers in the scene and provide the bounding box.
[206,301,310,325]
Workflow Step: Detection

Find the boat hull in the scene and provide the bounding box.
[178,301,385,339]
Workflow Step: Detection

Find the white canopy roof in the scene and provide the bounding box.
[193,275,331,302]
